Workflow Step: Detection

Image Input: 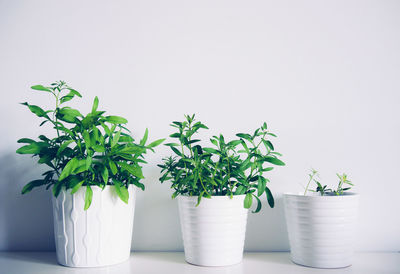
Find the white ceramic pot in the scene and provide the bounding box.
[283,192,359,268]
[178,195,248,266]
[52,185,136,267]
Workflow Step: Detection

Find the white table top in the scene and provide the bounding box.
[0,252,399,274]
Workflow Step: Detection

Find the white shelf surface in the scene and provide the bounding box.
[0,252,399,274]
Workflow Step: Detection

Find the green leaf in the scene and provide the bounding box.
[114,180,129,204]
[101,166,109,184]
[235,185,246,195]
[196,123,208,130]
[165,143,179,147]
[262,167,274,172]
[240,140,250,153]
[17,138,35,144]
[116,146,145,155]
[92,96,99,113]
[100,122,111,136]
[92,144,105,152]
[111,130,121,148]
[38,153,55,165]
[86,156,92,169]
[252,194,262,213]
[170,146,182,156]
[140,128,148,146]
[262,122,267,129]
[84,185,93,210]
[31,85,51,92]
[82,131,91,147]
[60,91,75,104]
[227,140,242,147]
[244,193,253,209]
[210,138,218,147]
[132,180,145,191]
[21,180,46,194]
[105,116,128,124]
[263,156,285,166]
[148,138,165,148]
[257,176,266,196]
[68,88,82,98]
[263,140,274,151]
[57,140,74,157]
[109,160,118,175]
[52,181,63,197]
[265,186,275,208]
[58,107,82,118]
[59,157,78,181]
[118,162,144,179]
[236,133,252,141]
[73,159,88,174]
[21,102,48,118]
[16,143,41,154]
[70,180,84,194]
[203,147,219,154]
[240,158,251,171]
[169,133,181,138]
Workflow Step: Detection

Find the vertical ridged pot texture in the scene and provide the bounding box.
[178,195,248,266]
[283,193,359,268]
[52,185,136,267]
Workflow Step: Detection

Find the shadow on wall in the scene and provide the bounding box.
[132,164,184,251]
[245,195,290,251]
[0,151,55,251]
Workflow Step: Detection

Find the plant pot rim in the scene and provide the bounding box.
[284,192,359,198]
[61,184,135,194]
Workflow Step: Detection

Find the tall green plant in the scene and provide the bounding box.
[17,81,164,209]
[158,114,285,213]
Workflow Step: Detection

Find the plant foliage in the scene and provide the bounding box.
[304,169,353,196]
[158,114,285,212]
[17,81,164,209]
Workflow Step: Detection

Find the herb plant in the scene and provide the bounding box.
[158,114,285,213]
[304,169,353,196]
[16,81,164,209]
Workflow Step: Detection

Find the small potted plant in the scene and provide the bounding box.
[16,81,164,267]
[283,169,359,268]
[158,114,285,266]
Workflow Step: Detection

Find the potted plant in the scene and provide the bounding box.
[158,114,285,266]
[283,169,359,268]
[16,81,164,267]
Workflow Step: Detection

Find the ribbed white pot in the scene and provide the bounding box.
[283,193,359,269]
[178,195,248,267]
[52,185,136,267]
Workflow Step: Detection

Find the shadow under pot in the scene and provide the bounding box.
[52,185,136,267]
[178,195,248,267]
[283,192,359,269]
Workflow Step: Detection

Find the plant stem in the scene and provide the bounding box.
[304,171,316,195]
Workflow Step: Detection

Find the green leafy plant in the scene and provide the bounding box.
[16,81,164,209]
[304,169,353,196]
[158,114,285,213]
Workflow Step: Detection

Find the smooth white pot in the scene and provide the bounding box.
[178,195,248,267]
[283,193,359,269]
[52,185,136,267]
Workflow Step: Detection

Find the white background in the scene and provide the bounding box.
[0,0,399,252]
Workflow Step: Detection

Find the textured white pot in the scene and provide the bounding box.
[52,185,136,267]
[178,195,248,266]
[283,192,359,269]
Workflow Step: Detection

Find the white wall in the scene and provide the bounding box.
[0,0,399,252]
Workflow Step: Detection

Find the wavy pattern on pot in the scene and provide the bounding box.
[52,185,136,267]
